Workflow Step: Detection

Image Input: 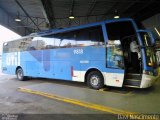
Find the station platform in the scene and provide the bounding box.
[18,79,160,115]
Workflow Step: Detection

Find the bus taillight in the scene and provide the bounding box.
[71,66,74,77]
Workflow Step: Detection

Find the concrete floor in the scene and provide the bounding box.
[0,74,160,120]
[0,74,117,120]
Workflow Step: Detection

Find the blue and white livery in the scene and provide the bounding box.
[2,18,158,89]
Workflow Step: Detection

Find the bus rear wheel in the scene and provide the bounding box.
[87,71,104,90]
[16,68,26,81]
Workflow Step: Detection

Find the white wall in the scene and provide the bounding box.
[0,25,21,73]
[0,25,21,55]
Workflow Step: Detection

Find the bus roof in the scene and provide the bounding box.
[37,18,134,36]
[6,18,134,42]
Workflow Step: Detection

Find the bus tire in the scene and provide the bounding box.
[87,71,104,90]
[16,68,27,81]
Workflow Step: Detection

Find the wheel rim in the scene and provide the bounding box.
[90,75,99,86]
[17,70,23,80]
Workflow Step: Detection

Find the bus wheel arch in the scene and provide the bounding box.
[16,66,22,74]
[85,68,104,90]
[16,66,27,81]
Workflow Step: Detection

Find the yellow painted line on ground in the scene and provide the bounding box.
[18,87,136,115]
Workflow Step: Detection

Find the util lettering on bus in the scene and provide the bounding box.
[6,52,20,66]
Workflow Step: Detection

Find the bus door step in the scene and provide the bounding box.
[124,73,141,80]
[123,74,142,88]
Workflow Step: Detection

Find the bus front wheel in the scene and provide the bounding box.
[87,71,104,90]
[16,68,26,81]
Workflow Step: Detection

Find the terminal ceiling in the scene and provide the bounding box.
[0,0,159,35]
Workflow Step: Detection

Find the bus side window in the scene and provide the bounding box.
[54,33,61,48]
[89,27,104,46]
[12,40,21,52]
[20,38,32,51]
[3,42,10,53]
[38,35,55,50]
[76,26,104,47]
[76,29,90,47]
[37,39,46,50]
[27,37,38,51]
[59,31,76,48]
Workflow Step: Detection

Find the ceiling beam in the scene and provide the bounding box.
[14,0,40,31]
[99,2,119,20]
[41,0,56,28]
[70,0,75,15]
[129,2,152,18]
[39,0,50,25]
[86,0,97,16]
[119,2,136,16]
[136,4,160,21]
[0,6,31,35]
[68,0,75,27]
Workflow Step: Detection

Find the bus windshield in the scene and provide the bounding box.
[139,32,157,67]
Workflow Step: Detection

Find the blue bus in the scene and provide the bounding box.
[2,18,158,89]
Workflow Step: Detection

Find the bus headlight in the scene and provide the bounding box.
[148,62,153,66]
[144,70,153,75]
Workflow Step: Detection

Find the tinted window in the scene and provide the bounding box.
[3,40,20,53]
[21,38,32,51]
[76,26,104,46]
[139,32,152,46]
[54,33,61,48]
[3,26,104,53]
[27,37,38,50]
[59,31,76,48]
[36,36,54,50]
[3,38,32,53]
[51,26,104,48]
[106,21,135,40]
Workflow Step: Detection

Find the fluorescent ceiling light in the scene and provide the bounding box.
[15,18,21,22]
[114,10,120,19]
[69,16,75,19]
[114,15,120,19]
[155,27,160,37]
[15,11,21,22]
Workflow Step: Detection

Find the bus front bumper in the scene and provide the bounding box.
[140,74,159,88]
